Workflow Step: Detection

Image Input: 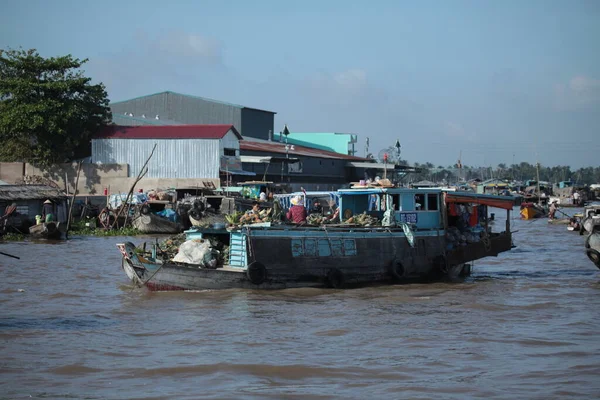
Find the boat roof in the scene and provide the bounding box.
[445,192,515,210]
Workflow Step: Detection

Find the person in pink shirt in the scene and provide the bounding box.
[286,195,307,224]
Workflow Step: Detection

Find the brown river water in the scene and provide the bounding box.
[1,207,599,399]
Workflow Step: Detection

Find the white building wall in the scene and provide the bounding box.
[92,138,221,178]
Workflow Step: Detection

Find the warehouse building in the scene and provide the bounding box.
[92,124,254,180]
[110,91,276,140]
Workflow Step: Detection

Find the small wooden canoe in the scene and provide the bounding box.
[29,221,65,240]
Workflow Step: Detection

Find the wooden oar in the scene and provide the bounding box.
[0,251,20,259]
[556,208,573,219]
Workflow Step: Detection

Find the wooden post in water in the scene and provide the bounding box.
[66,161,83,239]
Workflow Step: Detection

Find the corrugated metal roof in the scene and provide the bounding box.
[111,114,180,126]
[0,185,67,201]
[96,125,242,140]
[240,138,368,161]
[110,91,276,114]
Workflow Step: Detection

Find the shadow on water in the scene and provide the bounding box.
[0,315,116,331]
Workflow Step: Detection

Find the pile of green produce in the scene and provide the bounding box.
[306,213,338,225]
[225,211,244,225]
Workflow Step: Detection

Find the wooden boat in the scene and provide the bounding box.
[117,189,515,291]
[28,221,65,240]
[585,231,600,270]
[548,218,570,225]
[520,202,545,219]
[580,205,600,235]
[131,210,182,234]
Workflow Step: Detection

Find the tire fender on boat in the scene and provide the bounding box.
[246,262,267,285]
[434,255,449,274]
[327,268,344,289]
[390,261,405,280]
[140,204,151,215]
[585,248,600,269]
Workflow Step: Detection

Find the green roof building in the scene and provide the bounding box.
[272,131,358,156]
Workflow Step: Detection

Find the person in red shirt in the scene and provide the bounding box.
[286,195,307,224]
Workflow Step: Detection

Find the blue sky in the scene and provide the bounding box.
[2,0,599,168]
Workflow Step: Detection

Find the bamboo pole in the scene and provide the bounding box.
[111,144,157,229]
[66,161,83,239]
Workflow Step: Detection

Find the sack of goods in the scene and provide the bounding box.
[172,239,219,268]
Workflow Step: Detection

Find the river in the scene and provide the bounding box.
[1,207,599,399]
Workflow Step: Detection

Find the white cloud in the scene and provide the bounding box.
[85,30,226,100]
[443,121,477,141]
[302,68,386,107]
[155,32,222,63]
[554,75,600,110]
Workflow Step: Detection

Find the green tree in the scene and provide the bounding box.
[0,48,111,166]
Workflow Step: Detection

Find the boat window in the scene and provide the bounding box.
[390,194,402,211]
[427,194,439,211]
[224,148,236,156]
[414,194,425,211]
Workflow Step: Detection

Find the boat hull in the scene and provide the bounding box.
[520,205,544,220]
[117,228,512,291]
[28,221,65,240]
[131,213,182,234]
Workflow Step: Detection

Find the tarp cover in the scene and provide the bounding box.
[445,192,514,210]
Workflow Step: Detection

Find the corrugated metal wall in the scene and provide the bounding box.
[92,139,220,179]
[168,93,242,128]
[110,92,243,132]
[241,108,274,140]
[220,130,240,154]
[111,92,169,121]
[240,151,350,180]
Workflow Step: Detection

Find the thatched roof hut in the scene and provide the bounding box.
[0,185,68,224]
[0,185,67,202]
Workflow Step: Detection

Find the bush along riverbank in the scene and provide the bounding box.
[68,220,142,236]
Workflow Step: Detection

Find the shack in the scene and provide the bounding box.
[0,185,68,233]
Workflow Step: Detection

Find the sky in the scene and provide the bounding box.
[2,0,599,168]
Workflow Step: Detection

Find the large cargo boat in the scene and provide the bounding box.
[117,189,515,291]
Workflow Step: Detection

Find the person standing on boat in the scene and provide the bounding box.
[42,199,54,223]
[573,191,580,206]
[286,195,307,224]
[549,200,558,220]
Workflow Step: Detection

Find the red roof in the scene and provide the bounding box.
[240,140,368,161]
[96,124,242,140]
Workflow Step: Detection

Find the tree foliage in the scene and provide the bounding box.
[408,161,600,186]
[0,48,111,167]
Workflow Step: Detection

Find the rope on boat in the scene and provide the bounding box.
[385,228,399,260]
[140,262,165,287]
[246,227,256,263]
[481,232,492,252]
[322,225,334,255]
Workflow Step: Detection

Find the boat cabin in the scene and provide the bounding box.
[337,188,443,230]
[238,181,290,200]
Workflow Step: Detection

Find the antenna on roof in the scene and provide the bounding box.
[128,113,133,117]
[155,115,160,120]
[141,114,146,118]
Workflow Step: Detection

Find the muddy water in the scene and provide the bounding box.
[1,208,599,399]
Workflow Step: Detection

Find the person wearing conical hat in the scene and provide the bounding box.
[42,199,54,223]
[286,195,307,224]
